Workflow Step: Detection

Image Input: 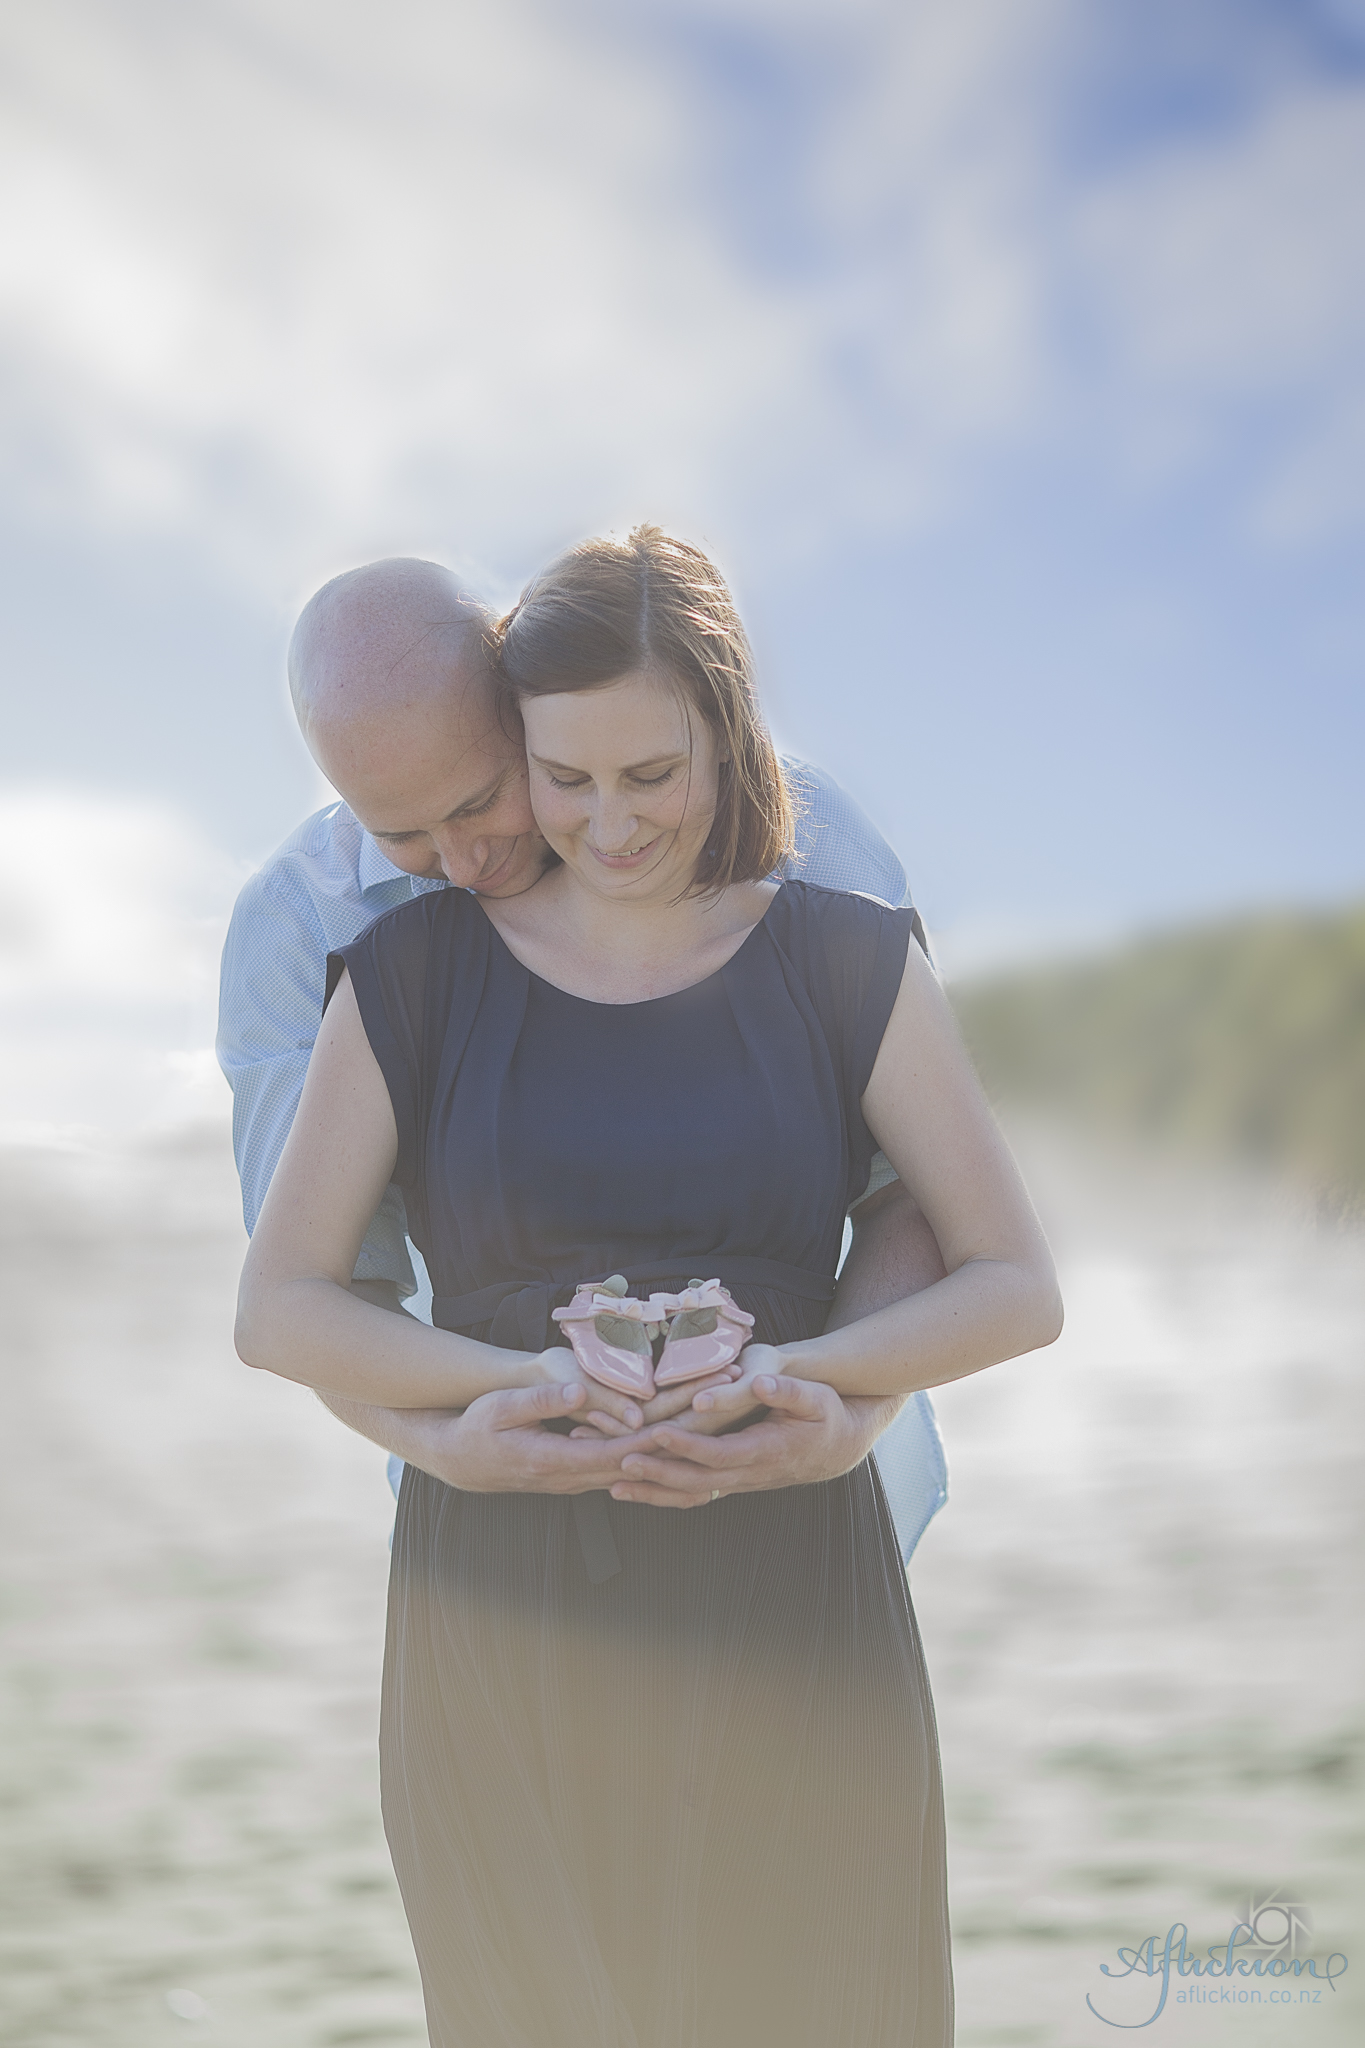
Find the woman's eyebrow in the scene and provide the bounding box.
[531,750,688,776]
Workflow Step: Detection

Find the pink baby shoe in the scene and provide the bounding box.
[551,1275,667,1397]
[653,1279,755,1387]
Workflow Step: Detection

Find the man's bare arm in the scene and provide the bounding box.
[822,1176,949,1442]
[830,1178,948,1329]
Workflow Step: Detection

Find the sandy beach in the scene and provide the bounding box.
[1,1118,1360,2047]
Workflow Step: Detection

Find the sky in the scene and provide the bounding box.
[2,0,1363,1133]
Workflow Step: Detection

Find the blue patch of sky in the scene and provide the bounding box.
[747,440,1365,930]
[592,2,866,282]
[605,1,1365,279]
[1,510,310,860]
[1055,0,1365,181]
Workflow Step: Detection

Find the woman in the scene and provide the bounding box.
[237,526,1062,2048]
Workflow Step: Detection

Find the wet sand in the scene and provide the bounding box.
[0,1121,1360,2046]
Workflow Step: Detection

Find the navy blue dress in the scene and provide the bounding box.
[335,879,952,2048]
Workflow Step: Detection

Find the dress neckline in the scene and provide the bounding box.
[475,880,786,1010]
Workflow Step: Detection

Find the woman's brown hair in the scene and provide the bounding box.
[488,525,794,892]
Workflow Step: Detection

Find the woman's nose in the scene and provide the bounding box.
[592,798,641,852]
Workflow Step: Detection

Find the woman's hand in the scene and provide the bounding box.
[524,1348,646,1436]
[567,1360,746,1440]
[642,1360,743,1423]
[659,1344,787,1440]
[569,1379,691,1440]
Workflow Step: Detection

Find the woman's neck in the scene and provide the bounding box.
[480,869,779,1005]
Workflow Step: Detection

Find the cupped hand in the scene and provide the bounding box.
[568,1378,698,1439]
[611,1367,864,1508]
[641,1362,741,1424]
[565,1365,745,1442]
[679,1343,786,1435]
[525,1347,644,1437]
[432,1381,633,1493]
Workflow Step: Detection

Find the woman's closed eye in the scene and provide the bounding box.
[545,768,678,792]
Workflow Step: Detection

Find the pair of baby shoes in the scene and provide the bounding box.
[551,1275,754,1398]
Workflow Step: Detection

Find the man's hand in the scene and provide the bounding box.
[435,1382,650,1492]
[609,1373,902,1508]
[375,1382,663,1494]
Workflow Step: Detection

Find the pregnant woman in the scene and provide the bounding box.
[236,525,1062,2048]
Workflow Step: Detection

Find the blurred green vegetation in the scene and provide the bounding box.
[950,901,1365,1210]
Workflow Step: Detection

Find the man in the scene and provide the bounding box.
[218,558,948,1553]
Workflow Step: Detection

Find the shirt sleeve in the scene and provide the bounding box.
[216,867,417,1294]
[782,757,912,909]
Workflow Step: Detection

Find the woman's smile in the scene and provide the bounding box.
[588,834,663,868]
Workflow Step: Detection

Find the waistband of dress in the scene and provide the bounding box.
[431,1256,835,1353]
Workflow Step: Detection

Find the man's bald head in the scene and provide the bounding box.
[287,558,546,896]
[289,557,491,760]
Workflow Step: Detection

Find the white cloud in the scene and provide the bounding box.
[0,0,1071,586]
[0,789,244,1136]
[2,0,1363,603]
[1077,88,1365,384]
[0,0,829,580]
[1071,83,1365,532]
[815,1,1064,449]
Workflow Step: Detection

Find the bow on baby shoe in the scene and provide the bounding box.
[654,1278,756,1387]
[551,1275,754,1397]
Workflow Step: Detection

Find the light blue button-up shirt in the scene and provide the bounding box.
[217,757,947,1560]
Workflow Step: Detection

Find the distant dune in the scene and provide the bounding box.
[951,900,1365,1210]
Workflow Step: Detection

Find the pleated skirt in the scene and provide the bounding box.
[379,1456,953,2048]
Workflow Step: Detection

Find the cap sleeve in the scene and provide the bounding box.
[768,881,916,1204]
[814,890,914,1104]
[326,894,442,1190]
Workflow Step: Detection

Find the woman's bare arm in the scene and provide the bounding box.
[234,972,637,1423]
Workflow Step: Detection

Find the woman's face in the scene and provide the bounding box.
[519,668,721,905]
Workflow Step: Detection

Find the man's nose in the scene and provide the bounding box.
[430,822,490,887]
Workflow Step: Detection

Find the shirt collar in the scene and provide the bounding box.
[357,829,411,895]
[357,829,448,899]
